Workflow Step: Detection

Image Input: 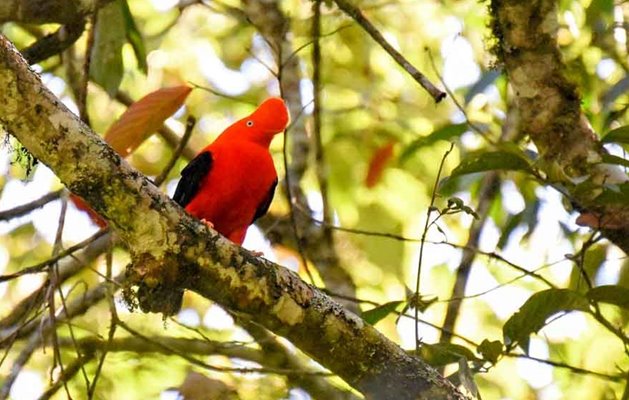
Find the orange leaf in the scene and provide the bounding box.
[576,212,625,230]
[104,85,192,157]
[365,141,395,188]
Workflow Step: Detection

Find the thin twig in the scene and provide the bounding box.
[118,321,330,376]
[0,333,41,400]
[282,24,353,69]
[276,35,316,284]
[22,19,86,65]
[87,237,117,399]
[39,354,93,400]
[0,229,109,283]
[47,195,73,399]
[425,48,492,142]
[332,0,445,102]
[507,352,623,382]
[0,231,111,334]
[0,190,62,221]
[78,12,98,126]
[439,172,500,346]
[154,115,197,186]
[414,142,454,352]
[292,207,556,287]
[312,0,334,233]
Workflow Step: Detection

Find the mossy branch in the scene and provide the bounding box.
[0,34,466,400]
[489,0,629,253]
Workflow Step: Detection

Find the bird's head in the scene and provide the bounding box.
[223,97,290,147]
[250,97,290,134]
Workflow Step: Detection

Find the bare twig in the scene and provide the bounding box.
[414,143,454,352]
[0,229,109,283]
[439,172,500,345]
[507,352,623,382]
[154,115,196,186]
[0,190,62,221]
[46,195,73,399]
[87,238,116,399]
[40,354,93,400]
[0,333,41,400]
[312,0,334,241]
[332,0,445,102]
[21,19,86,65]
[78,12,98,125]
[118,321,331,376]
[0,231,110,334]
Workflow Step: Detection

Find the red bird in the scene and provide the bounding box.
[173,97,289,244]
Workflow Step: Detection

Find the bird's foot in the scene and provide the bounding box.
[200,218,214,229]
[250,250,264,257]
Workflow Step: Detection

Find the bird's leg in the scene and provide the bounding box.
[250,250,264,257]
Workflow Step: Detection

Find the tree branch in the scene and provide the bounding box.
[0,0,113,24]
[332,0,445,102]
[0,34,466,400]
[489,0,629,254]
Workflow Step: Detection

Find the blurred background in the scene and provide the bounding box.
[1,0,628,398]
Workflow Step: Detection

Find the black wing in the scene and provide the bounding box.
[251,178,277,223]
[173,151,213,208]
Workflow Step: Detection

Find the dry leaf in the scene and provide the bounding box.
[104,85,192,157]
[365,141,395,188]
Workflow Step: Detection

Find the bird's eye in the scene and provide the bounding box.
[246,120,254,127]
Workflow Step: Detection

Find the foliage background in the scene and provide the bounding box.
[1,0,628,398]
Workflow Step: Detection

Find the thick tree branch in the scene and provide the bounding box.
[0,0,113,24]
[490,0,629,254]
[0,35,465,400]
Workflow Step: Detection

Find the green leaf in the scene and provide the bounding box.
[568,244,607,293]
[418,343,479,367]
[400,123,468,163]
[587,285,629,309]
[601,154,629,168]
[503,289,589,353]
[450,151,531,178]
[497,211,523,250]
[90,0,126,97]
[121,0,147,74]
[601,125,629,144]
[477,339,503,365]
[592,183,629,205]
[586,0,614,26]
[362,301,403,325]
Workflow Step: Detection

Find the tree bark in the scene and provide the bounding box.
[0,0,111,24]
[0,35,466,400]
[490,0,629,254]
